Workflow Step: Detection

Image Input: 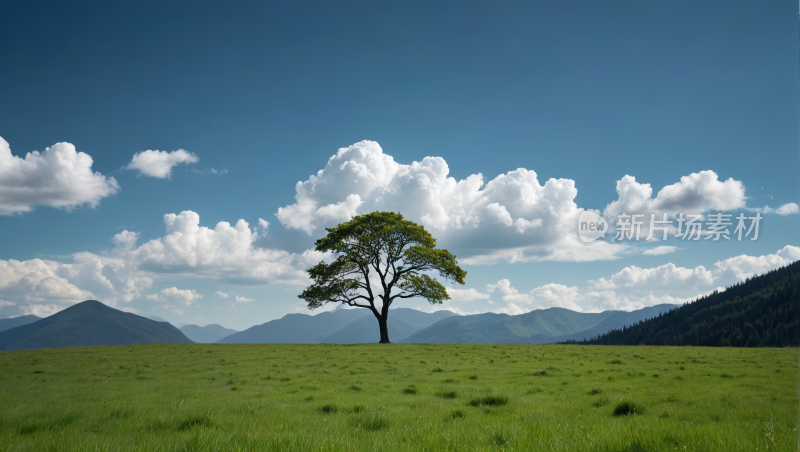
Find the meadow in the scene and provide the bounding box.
[0,343,796,451]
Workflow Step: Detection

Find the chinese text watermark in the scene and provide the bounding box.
[577,210,762,243]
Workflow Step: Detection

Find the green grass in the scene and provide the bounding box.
[0,343,796,451]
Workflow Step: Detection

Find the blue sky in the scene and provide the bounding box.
[0,1,797,330]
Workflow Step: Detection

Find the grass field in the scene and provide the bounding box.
[0,343,796,451]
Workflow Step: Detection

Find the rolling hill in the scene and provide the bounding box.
[577,261,800,347]
[0,300,192,350]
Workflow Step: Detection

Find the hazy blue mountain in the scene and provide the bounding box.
[0,315,41,333]
[218,307,461,344]
[400,315,515,344]
[401,305,678,344]
[518,304,679,344]
[180,324,238,343]
[322,315,417,343]
[203,324,237,338]
[0,300,192,351]
[180,325,222,343]
[321,308,458,343]
[217,308,371,344]
[386,308,458,330]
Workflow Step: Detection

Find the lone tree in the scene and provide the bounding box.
[299,211,466,343]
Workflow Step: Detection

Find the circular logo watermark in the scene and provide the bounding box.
[576,209,608,244]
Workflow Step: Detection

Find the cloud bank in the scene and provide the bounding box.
[276,140,624,264]
[0,210,323,317]
[485,245,800,315]
[122,211,323,284]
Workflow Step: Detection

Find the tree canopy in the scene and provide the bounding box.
[298,211,466,343]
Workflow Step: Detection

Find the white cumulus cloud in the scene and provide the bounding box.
[590,263,715,290]
[147,287,203,305]
[590,246,800,293]
[487,280,584,312]
[642,246,678,256]
[126,149,199,178]
[775,203,800,215]
[749,202,800,216]
[0,253,151,317]
[713,245,800,284]
[122,210,323,284]
[487,278,688,314]
[445,287,491,302]
[215,291,229,299]
[234,295,255,303]
[0,209,329,316]
[0,136,119,215]
[483,245,799,314]
[276,140,624,264]
[21,303,64,317]
[604,171,746,220]
[0,259,96,306]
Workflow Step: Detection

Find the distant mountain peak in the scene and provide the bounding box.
[0,300,192,351]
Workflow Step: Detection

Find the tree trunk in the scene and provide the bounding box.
[377,311,390,344]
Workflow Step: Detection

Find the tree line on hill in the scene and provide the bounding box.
[568,260,800,347]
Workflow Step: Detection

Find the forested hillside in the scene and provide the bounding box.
[575,261,800,347]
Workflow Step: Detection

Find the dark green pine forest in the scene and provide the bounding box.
[573,260,800,347]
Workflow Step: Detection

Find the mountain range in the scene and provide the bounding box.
[0,301,682,350]
[398,305,677,344]
[218,307,457,344]
[0,298,720,350]
[217,304,677,345]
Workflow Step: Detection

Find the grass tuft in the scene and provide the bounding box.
[353,414,389,432]
[15,423,39,435]
[450,409,466,419]
[177,415,213,430]
[468,395,508,407]
[350,404,366,413]
[436,390,458,399]
[613,400,644,416]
